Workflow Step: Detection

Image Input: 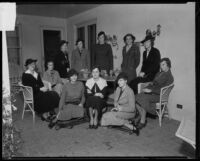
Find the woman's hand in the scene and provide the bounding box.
[139,72,145,77]
[40,87,48,92]
[78,103,83,107]
[143,88,152,93]
[95,93,104,98]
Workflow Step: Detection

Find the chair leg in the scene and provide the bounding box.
[22,102,26,120]
[33,111,35,125]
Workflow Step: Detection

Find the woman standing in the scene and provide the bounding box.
[92,31,113,74]
[43,60,63,96]
[71,39,90,73]
[121,33,140,83]
[22,59,60,121]
[101,72,139,135]
[49,69,85,130]
[54,40,70,84]
[85,66,108,129]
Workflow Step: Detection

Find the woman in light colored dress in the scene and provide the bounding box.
[43,60,63,96]
[101,72,139,135]
[48,69,85,130]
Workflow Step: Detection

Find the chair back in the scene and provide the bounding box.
[160,83,174,104]
[21,85,34,102]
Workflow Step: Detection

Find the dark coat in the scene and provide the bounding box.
[22,72,59,114]
[141,47,161,81]
[54,51,70,78]
[92,43,113,73]
[71,48,90,72]
[121,44,140,83]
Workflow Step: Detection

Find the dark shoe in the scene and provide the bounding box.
[89,124,94,129]
[129,122,140,136]
[48,121,57,129]
[55,124,62,131]
[48,115,56,121]
[93,124,98,129]
[137,122,147,129]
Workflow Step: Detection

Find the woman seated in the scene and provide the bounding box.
[135,58,174,129]
[48,69,85,130]
[85,66,107,129]
[43,60,63,96]
[22,58,60,121]
[101,72,139,135]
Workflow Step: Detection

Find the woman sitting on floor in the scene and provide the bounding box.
[48,69,85,130]
[85,66,108,129]
[42,60,63,96]
[135,57,174,129]
[101,72,139,136]
[22,58,60,121]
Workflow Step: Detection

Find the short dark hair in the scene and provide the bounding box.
[60,40,69,47]
[123,33,135,43]
[116,72,128,82]
[45,59,54,70]
[98,31,106,39]
[160,57,171,68]
[76,39,84,47]
[68,68,78,78]
[91,66,101,72]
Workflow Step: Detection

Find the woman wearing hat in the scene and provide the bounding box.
[71,39,90,73]
[54,40,70,84]
[121,33,140,83]
[22,58,60,121]
[101,72,139,136]
[91,31,113,74]
[48,69,85,130]
[129,34,161,94]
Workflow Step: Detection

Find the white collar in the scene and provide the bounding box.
[86,77,107,90]
[25,70,38,79]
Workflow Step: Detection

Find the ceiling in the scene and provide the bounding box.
[17,4,101,18]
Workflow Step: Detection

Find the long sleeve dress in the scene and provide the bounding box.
[57,81,85,121]
[42,70,63,95]
[101,85,136,126]
[91,43,113,73]
[85,77,107,119]
[22,71,60,114]
[135,69,174,115]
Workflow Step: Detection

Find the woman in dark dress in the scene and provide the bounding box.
[92,31,113,74]
[85,66,107,129]
[22,59,60,121]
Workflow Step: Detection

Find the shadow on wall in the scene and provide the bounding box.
[178,141,196,159]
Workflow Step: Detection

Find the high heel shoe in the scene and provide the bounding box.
[137,120,147,130]
[129,122,140,136]
[89,124,94,129]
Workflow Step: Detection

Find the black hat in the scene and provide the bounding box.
[141,35,155,44]
[24,59,37,66]
[68,68,78,78]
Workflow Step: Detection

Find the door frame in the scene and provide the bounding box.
[40,25,66,73]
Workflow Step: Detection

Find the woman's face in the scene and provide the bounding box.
[92,68,100,79]
[98,34,105,44]
[28,62,36,71]
[61,43,68,53]
[70,74,78,83]
[77,41,83,50]
[47,62,54,71]
[118,78,127,88]
[144,40,151,49]
[160,61,169,72]
[125,36,133,46]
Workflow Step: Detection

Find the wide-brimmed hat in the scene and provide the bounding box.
[24,59,37,66]
[141,35,155,44]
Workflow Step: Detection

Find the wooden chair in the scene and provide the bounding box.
[21,85,35,124]
[138,82,174,127]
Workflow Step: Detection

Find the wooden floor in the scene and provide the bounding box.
[12,93,195,158]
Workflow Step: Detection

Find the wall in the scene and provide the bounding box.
[17,14,67,73]
[67,3,196,121]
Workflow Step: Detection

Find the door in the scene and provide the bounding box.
[43,30,61,70]
[88,24,96,69]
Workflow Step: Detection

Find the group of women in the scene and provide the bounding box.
[21,30,174,135]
